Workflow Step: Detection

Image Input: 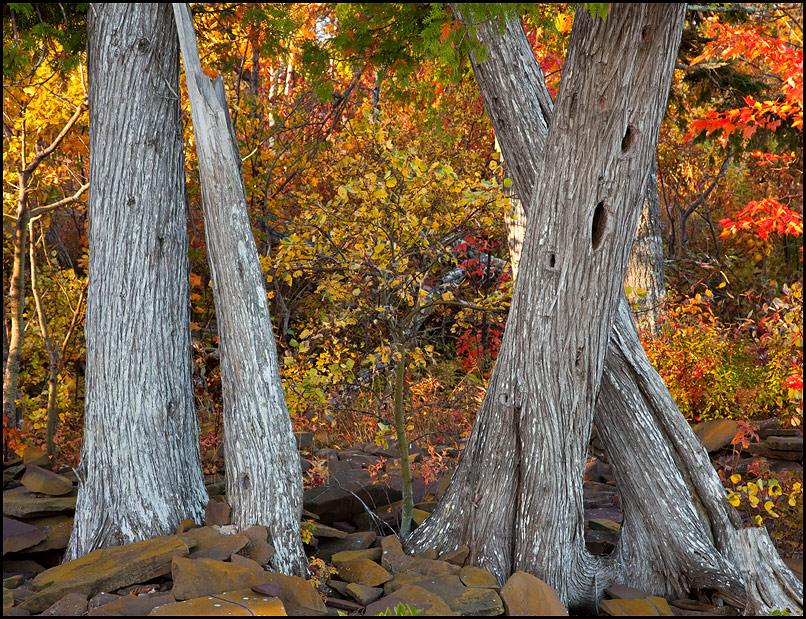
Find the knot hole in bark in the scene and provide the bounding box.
[591,201,606,251]
[621,125,636,155]
[641,25,653,43]
[239,473,251,492]
[545,252,558,271]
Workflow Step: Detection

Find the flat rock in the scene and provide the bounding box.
[309,521,347,539]
[303,471,402,524]
[383,574,502,615]
[345,582,383,605]
[172,556,266,600]
[20,536,189,614]
[20,465,73,496]
[2,486,77,518]
[380,535,460,576]
[500,571,568,616]
[239,525,275,566]
[765,436,803,451]
[204,498,230,526]
[599,596,674,616]
[178,526,248,560]
[460,566,498,589]
[605,584,652,599]
[338,558,393,587]
[588,518,622,533]
[23,514,74,552]
[3,517,47,554]
[365,584,458,616]
[331,548,382,566]
[261,572,328,615]
[439,545,470,566]
[87,592,174,616]
[315,531,376,562]
[693,419,739,453]
[149,589,287,616]
[41,591,88,616]
[22,446,50,468]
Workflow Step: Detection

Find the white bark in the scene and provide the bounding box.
[172,3,307,576]
[66,3,208,561]
[409,4,801,614]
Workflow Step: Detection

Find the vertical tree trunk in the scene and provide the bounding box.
[624,158,666,335]
[173,3,307,577]
[66,2,208,561]
[410,4,801,614]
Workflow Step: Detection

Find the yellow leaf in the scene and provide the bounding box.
[730,474,741,484]
[338,186,348,200]
[385,177,397,188]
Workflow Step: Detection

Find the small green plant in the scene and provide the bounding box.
[378,602,425,616]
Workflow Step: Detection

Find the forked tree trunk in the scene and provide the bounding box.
[408,4,802,614]
[66,3,208,561]
[173,3,307,577]
[407,5,685,607]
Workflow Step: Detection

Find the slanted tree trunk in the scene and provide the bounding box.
[173,3,307,577]
[409,4,802,614]
[66,3,208,561]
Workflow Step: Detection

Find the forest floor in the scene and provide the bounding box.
[2,419,802,616]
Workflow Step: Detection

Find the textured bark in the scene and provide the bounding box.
[66,3,208,561]
[173,3,307,577]
[408,4,802,614]
[408,5,685,609]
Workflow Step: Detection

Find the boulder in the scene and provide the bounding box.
[303,469,402,523]
[3,517,46,554]
[171,556,266,600]
[692,419,739,453]
[20,465,73,496]
[20,536,190,614]
[500,571,568,616]
[364,584,458,616]
[2,486,77,518]
[260,572,328,615]
[149,589,287,616]
[178,526,248,560]
[337,558,393,587]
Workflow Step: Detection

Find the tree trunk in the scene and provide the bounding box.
[623,158,666,335]
[408,5,685,607]
[409,4,802,614]
[172,3,307,577]
[65,2,208,561]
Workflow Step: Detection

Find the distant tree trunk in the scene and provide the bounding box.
[66,2,208,561]
[624,158,666,335]
[409,4,801,614]
[173,3,308,577]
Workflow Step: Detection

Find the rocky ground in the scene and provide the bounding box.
[3,418,802,616]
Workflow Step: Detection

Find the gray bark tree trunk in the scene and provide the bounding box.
[408,5,686,608]
[408,4,802,614]
[66,3,208,561]
[172,3,307,577]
